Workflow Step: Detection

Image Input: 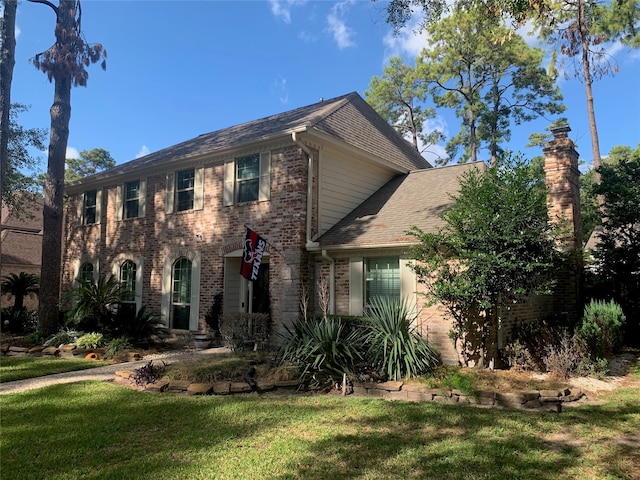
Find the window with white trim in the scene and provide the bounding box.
[365,257,400,307]
[124,180,141,219]
[79,262,94,284]
[165,167,204,214]
[84,190,97,224]
[171,258,192,329]
[119,260,137,317]
[224,152,270,206]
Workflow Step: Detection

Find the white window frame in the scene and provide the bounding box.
[77,189,102,225]
[224,151,270,206]
[165,167,204,214]
[111,255,144,313]
[161,251,201,330]
[116,179,147,221]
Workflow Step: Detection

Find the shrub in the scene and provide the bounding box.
[361,296,439,381]
[279,316,362,386]
[63,275,123,332]
[543,330,583,378]
[112,306,167,347]
[75,332,104,349]
[1,307,38,334]
[578,299,626,360]
[44,328,80,347]
[219,313,270,351]
[104,336,133,358]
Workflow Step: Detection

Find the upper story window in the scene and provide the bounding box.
[165,167,204,214]
[77,189,102,226]
[176,169,195,212]
[365,257,400,307]
[125,180,141,218]
[224,152,271,206]
[84,190,97,224]
[116,179,146,221]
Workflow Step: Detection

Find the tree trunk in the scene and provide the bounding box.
[0,0,17,274]
[38,1,74,335]
[578,0,605,217]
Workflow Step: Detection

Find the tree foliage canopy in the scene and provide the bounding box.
[408,155,561,364]
[65,147,115,183]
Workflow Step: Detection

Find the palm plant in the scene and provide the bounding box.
[64,275,123,332]
[1,272,39,311]
[362,296,439,381]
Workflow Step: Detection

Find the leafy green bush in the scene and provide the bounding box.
[104,336,133,358]
[578,299,626,360]
[63,275,123,332]
[112,306,167,347]
[0,307,38,334]
[279,316,362,385]
[44,328,80,347]
[75,332,104,349]
[361,296,439,381]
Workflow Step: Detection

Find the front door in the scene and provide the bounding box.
[224,255,270,314]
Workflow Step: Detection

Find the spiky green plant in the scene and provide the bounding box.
[63,275,123,332]
[362,296,439,381]
[279,316,362,385]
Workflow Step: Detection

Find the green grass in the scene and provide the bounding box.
[1,375,639,479]
[0,356,111,383]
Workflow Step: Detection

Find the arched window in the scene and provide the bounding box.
[80,263,94,284]
[120,260,137,317]
[171,258,192,329]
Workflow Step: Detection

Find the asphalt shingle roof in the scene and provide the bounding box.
[317,162,485,248]
[72,92,429,186]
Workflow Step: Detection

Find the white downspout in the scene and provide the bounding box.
[322,249,335,315]
[291,131,318,249]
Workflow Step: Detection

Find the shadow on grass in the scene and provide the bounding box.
[1,383,638,480]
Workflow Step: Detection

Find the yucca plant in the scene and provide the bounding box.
[362,296,439,381]
[279,316,362,385]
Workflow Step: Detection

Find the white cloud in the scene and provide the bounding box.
[15,25,21,39]
[66,147,80,159]
[327,1,356,49]
[271,75,289,104]
[136,145,150,158]
[269,0,307,24]
[382,10,426,60]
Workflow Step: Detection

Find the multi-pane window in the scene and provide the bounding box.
[79,262,94,284]
[365,257,400,306]
[84,190,97,224]
[171,258,192,329]
[119,260,137,317]
[176,169,195,212]
[236,154,260,203]
[124,180,140,219]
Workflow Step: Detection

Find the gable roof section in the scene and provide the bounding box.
[316,162,485,249]
[69,92,429,188]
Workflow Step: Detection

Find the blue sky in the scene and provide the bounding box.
[10,0,640,171]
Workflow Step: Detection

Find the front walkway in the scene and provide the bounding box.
[0,347,231,395]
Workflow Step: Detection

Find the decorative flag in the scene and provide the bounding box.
[241,227,267,282]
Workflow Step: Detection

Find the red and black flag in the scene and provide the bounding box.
[241,227,267,282]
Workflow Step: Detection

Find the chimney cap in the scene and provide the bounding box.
[550,124,571,137]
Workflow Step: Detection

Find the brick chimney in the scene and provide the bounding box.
[543,125,583,322]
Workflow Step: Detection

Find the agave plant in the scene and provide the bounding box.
[362,296,439,381]
[279,316,362,384]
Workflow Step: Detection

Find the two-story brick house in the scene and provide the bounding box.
[62,92,581,364]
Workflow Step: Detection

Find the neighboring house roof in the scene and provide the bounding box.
[317,162,485,249]
[1,196,43,269]
[69,92,430,188]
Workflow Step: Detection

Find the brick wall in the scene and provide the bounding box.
[62,143,310,335]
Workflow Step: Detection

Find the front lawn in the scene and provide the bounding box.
[0,356,110,383]
[1,376,639,479]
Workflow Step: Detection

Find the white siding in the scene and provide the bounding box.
[319,149,395,235]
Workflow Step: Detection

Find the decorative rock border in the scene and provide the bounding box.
[111,368,585,412]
